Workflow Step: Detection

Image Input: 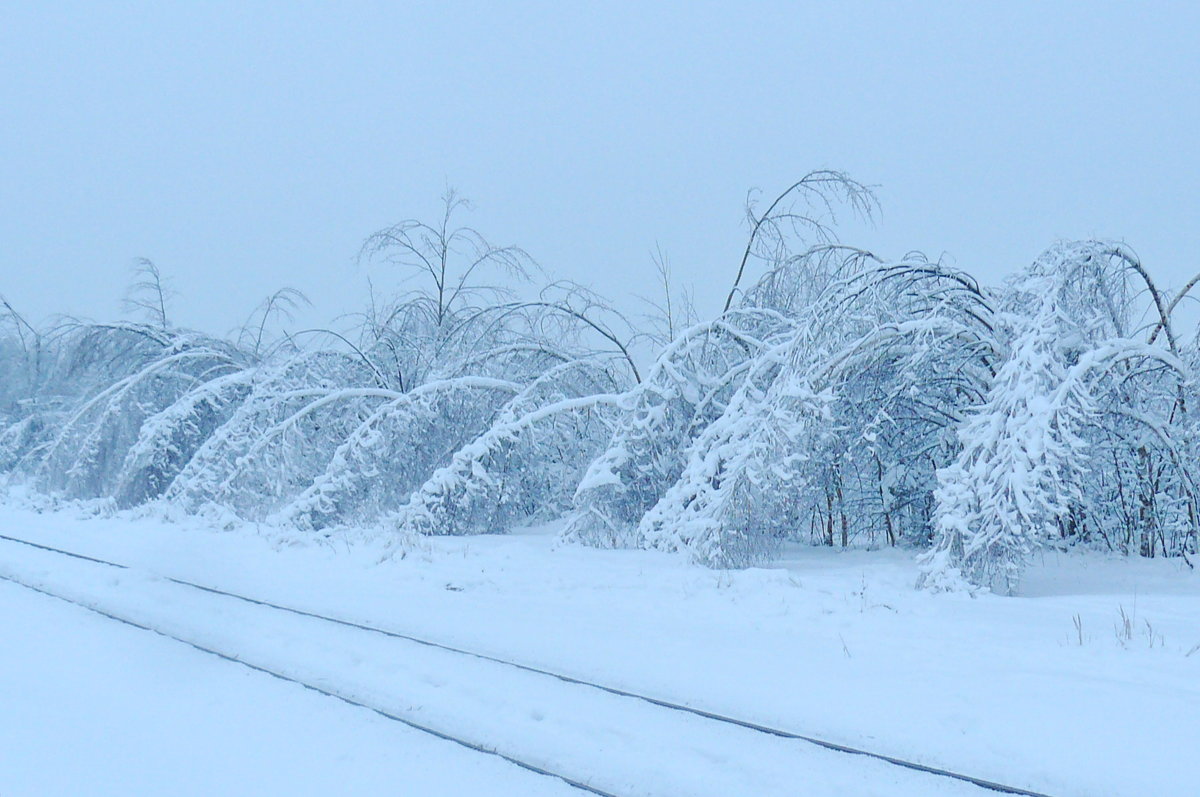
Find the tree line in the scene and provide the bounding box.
[2,174,1195,593]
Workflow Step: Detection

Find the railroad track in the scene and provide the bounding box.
[0,532,1054,797]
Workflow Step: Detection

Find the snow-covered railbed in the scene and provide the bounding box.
[0,576,579,797]
[0,535,987,797]
[2,503,1198,796]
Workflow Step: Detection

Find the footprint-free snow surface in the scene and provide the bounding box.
[1,501,1197,796]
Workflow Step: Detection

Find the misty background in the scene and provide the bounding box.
[2,1,1197,334]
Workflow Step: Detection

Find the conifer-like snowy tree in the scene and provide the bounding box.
[921,242,1193,592]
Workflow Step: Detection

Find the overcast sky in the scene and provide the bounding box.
[2,1,1197,334]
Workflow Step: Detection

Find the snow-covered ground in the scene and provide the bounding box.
[0,577,575,797]
[2,499,1197,796]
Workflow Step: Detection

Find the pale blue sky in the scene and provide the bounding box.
[2,1,1197,333]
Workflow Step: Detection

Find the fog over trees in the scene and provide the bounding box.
[3,173,1196,594]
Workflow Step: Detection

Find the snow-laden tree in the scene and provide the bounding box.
[561,313,782,551]
[30,322,249,502]
[0,262,259,503]
[163,348,390,517]
[566,249,994,566]
[564,173,995,565]
[0,298,49,473]
[560,173,877,553]
[390,368,624,540]
[921,242,1195,592]
[159,193,639,533]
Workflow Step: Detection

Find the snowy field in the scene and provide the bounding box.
[1,500,1197,796]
